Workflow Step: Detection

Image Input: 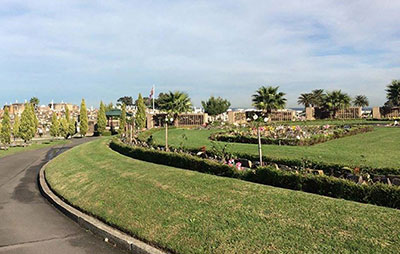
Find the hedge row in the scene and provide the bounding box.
[210,126,374,146]
[231,152,400,176]
[244,167,400,209]
[110,139,400,209]
[110,139,240,178]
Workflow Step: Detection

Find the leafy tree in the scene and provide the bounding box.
[135,96,151,108]
[135,93,147,130]
[386,80,400,107]
[154,93,169,109]
[97,101,107,134]
[297,93,314,109]
[157,91,192,126]
[323,90,351,118]
[0,107,12,147]
[117,96,133,106]
[79,99,88,137]
[30,97,40,107]
[12,115,20,141]
[353,95,369,108]
[105,102,114,112]
[201,96,231,116]
[119,103,127,135]
[19,103,36,142]
[50,113,59,138]
[252,86,286,115]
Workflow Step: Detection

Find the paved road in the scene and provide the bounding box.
[0,138,125,254]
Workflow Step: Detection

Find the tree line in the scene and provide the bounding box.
[0,99,89,149]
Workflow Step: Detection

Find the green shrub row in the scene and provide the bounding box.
[231,152,400,176]
[244,167,400,209]
[110,139,400,209]
[110,139,240,178]
[210,126,374,146]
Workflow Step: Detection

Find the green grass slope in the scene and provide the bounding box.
[45,138,400,254]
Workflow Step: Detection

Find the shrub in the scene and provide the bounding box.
[243,167,400,209]
[110,139,239,177]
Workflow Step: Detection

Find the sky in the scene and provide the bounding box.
[0,0,399,108]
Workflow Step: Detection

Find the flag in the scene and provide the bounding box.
[149,86,154,99]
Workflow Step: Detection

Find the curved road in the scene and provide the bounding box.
[0,138,125,254]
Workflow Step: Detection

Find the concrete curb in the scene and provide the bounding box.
[38,162,167,254]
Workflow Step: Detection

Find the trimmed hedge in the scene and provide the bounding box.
[233,152,400,176]
[110,139,239,178]
[243,167,400,209]
[210,126,374,146]
[110,139,400,209]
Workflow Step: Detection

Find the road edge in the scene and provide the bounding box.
[38,161,167,254]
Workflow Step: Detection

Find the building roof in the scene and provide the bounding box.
[106,109,133,117]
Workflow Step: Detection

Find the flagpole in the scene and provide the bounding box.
[152,84,155,113]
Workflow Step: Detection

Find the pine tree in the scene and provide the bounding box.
[50,113,59,138]
[97,101,107,134]
[135,93,146,130]
[79,99,88,137]
[19,104,35,143]
[119,103,126,135]
[13,115,20,141]
[0,107,12,147]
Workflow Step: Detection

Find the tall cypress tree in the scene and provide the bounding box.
[65,107,75,136]
[12,115,20,141]
[97,101,107,134]
[30,103,38,136]
[119,103,126,135]
[59,118,69,139]
[135,93,146,130]
[0,107,12,147]
[50,112,59,138]
[19,104,35,143]
[79,99,88,137]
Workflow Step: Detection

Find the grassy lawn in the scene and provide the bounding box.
[45,138,400,254]
[0,139,69,158]
[150,127,400,169]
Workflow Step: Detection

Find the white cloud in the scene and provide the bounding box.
[0,0,399,107]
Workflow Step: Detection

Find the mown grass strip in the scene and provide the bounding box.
[46,138,400,254]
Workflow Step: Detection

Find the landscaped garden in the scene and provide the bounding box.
[147,126,400,170]
[45,138,400,254]
[210,124,373,146]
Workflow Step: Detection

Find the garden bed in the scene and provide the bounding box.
[210,125,374,146]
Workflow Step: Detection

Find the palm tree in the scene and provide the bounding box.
[323,90,351,118]
[297,93,314,109]
[252,86,286,116]
[353,95,369,108]
[311,89,325,107]
[157,91,192,126]
[386,80,400,107]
